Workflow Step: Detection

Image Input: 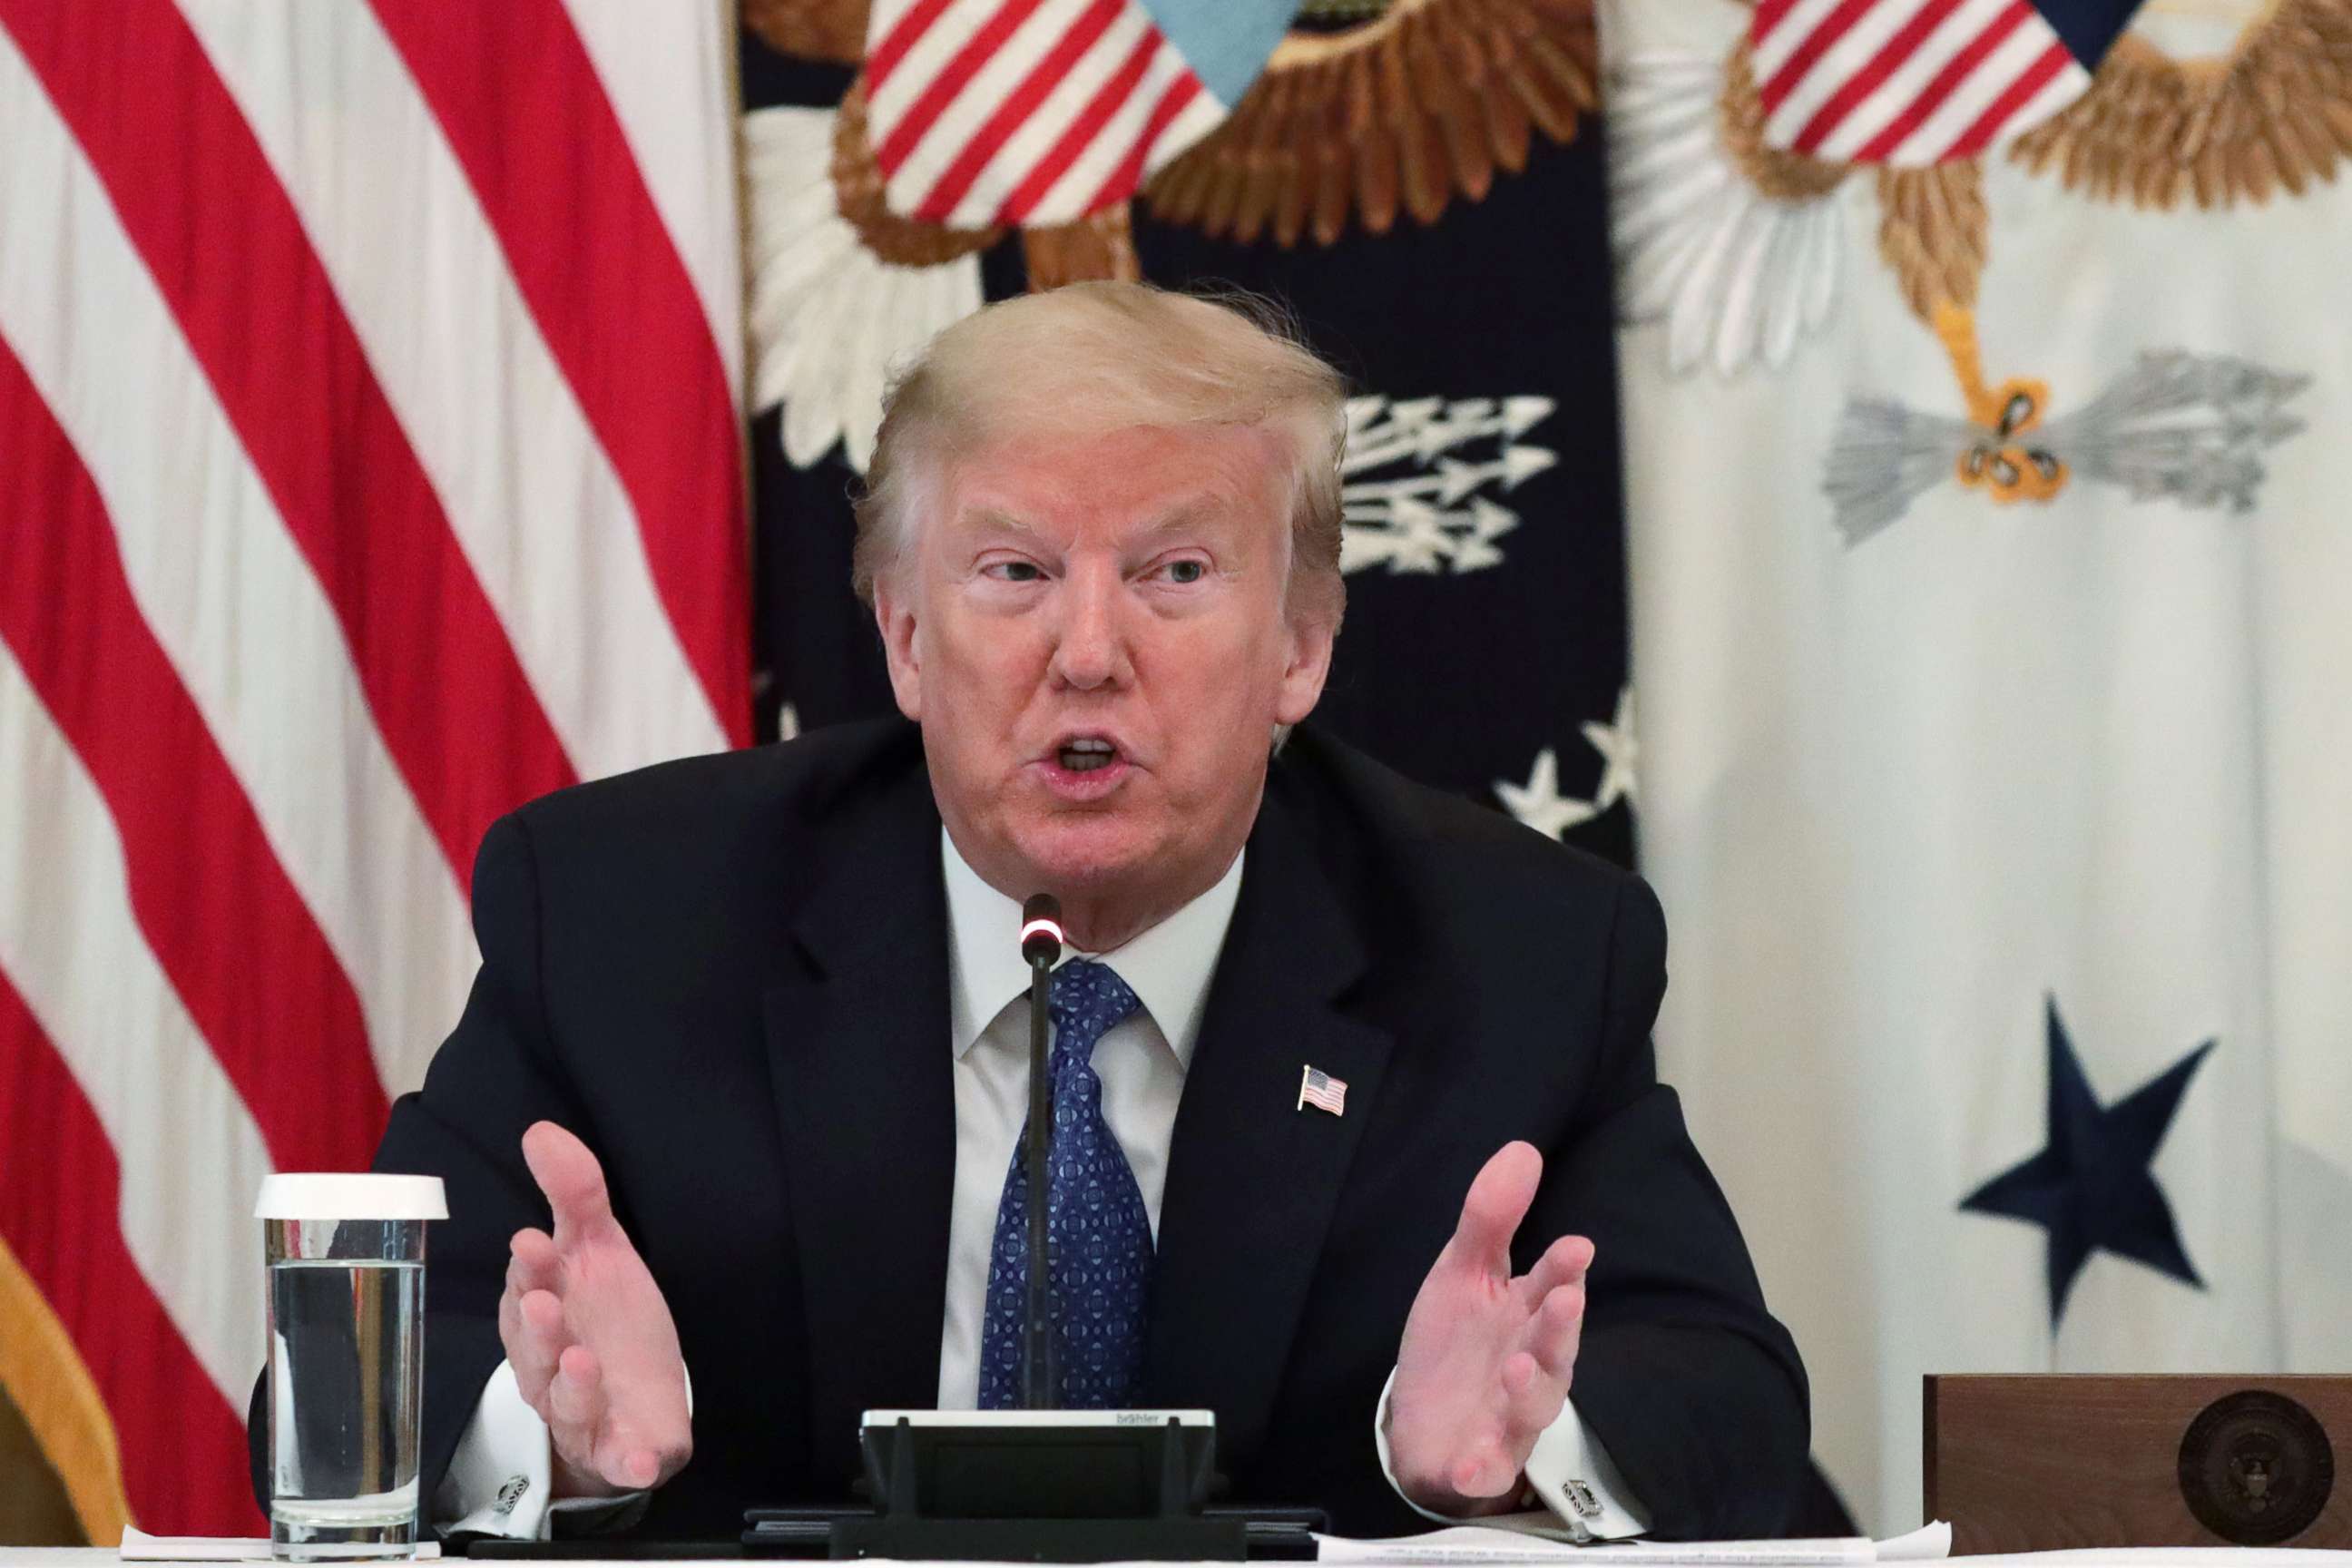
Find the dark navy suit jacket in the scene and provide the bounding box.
[250,718,1808,1539]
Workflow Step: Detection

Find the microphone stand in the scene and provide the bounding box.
[743,895,1270,1562]
[1021,898,1059,1409]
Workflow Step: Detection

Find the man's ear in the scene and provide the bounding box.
[873,571,924,722]
[1273,600,1337,728]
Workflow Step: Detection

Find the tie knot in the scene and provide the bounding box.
[1048,958,1142,1062]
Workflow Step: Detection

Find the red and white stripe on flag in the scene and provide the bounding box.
[1297,1066,1348,1117]
[1749,0,2097,165]
[861,0,1230,229]
[0,0,746,1538]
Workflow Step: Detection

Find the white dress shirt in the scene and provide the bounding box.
[436,830,1649,1541]
[935,827,1240,1406]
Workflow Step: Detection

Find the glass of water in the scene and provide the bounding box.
[257,1174,446,1561]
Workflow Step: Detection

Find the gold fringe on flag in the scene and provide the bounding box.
[0,1234,131,1545]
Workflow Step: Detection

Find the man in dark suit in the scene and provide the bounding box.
[250,282,1807,1543]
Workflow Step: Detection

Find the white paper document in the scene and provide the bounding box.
[1876,1524,1953,1562]
[118,1527,441,1561]
[1314,1520,1951,1564]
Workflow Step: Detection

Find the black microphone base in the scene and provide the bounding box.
[741,1410,1313,1562]
[828,1513,1248,1562]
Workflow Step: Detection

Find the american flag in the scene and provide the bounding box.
[1297,1065,1348,1118]
[860,0,1292,229]
[0,0,745,1540]
[1749,0,2142,164]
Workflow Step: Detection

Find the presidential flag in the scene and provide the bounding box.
[1610,0,2352,1531]
[0,0,746,1539]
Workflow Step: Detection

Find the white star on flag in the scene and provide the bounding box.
[1583,686,1639,812]
[1496,749,1599,840]
[1496,688,1642,840]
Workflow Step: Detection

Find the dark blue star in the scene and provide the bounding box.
[1961,996,2213,1328]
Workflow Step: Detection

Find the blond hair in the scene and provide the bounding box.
[852,281,1348,629]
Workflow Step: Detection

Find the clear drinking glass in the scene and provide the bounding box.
[257,1174,447,1561]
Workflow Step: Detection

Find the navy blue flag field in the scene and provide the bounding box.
[740,0,1638,871]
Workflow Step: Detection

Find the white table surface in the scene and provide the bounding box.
[7,1551,2352,1567]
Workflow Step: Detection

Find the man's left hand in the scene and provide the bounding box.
[1386,1142,1593,1515]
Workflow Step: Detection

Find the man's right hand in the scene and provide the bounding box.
[502,1121,693,1499]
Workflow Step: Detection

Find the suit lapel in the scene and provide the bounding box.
[766,764,955,1483]
[1145,777,1395,1462]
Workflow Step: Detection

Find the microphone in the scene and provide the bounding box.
[1018,894,1062,1409]
[761,890,1247,1558]
[1019,894,1063,967]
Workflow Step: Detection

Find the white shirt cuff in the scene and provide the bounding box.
[1373,1366,1652,1541]
[430,1360,673,1540]
[432,1360,560,1539]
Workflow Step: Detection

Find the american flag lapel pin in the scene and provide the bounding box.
[1297,1064,1348,1117]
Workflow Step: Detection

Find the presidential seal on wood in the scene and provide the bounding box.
[2179,1388,2336,1545]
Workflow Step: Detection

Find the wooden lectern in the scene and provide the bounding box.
[1925,1375,2349,1554]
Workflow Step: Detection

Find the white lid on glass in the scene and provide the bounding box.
[255,1173,448,1220]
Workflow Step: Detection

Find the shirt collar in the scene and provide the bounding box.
[942,827,1243,1073]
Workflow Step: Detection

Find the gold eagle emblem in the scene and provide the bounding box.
[2011,0,2352,210]
[1613,0,2337,527]
[1144,0,1599,247]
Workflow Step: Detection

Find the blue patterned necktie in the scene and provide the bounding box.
[976,958,1152,1408]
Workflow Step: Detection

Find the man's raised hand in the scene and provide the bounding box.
[501,1122,692,1499]
[1385,1142,1592,1515]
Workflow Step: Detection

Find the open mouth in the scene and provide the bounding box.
[1056,736,1119,773]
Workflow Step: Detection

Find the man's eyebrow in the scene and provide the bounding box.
[1132,500,1223,541]
[957,502,1227,542]
[962,506,1042,539]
